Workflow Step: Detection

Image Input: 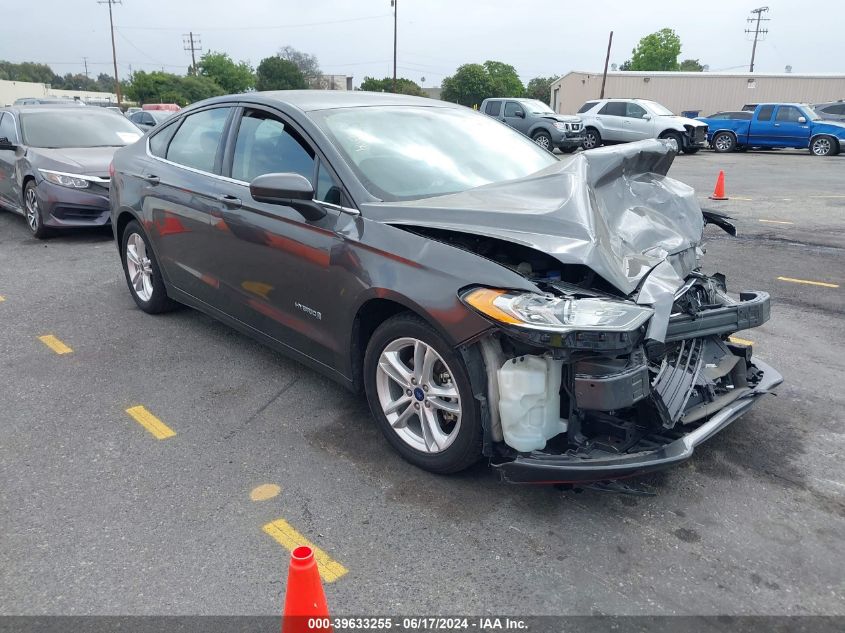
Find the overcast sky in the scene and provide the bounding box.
[2,0,842,85]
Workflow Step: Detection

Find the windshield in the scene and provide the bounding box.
[20,110,142,148]
[803,106,821,121]
[149,110,173,123]
[641,100,675,116]
[522,99,555,114]
[311,106,558,201]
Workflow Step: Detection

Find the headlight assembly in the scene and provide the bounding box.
[461,287,653,334]
[39,169,91,189]
[553,122,568,131]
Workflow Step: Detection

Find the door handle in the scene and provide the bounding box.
[215,194,242,209]
[773,123,780,127]
[143,174,160,185]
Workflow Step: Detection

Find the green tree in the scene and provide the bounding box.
[95,73,115,93]
[679,58,704,72]
[55,73,99,91]
[441,63,491,107]
[0,60,56,84]
[359,76,425,96]
[278,46,321,84]
[255,57,307,91]
[198,51,255,93]
[623,28,682,71]
[124,70,223,106]
[526,76,557,105]
[483,60,524,98]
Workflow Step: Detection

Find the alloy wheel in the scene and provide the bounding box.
[125,233,154,302]
[25,187,40,232]
[375,337,462,454]
[714,134,733,151]
[583,132,597,149]
[812,137,831,156]
[534,135,551,150]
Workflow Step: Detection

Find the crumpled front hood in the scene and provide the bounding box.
[542,114,581,124]
[31,147,119,177]
[362,139,704,298]
[660,115,707,128]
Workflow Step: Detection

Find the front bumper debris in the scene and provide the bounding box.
[491,359,781,483]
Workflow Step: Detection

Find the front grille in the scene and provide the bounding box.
[694,127,706,143]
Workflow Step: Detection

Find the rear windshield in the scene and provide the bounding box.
[577,101,598,114]
[20,110,142,148]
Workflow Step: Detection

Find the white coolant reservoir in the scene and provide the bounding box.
[497,355,568,452]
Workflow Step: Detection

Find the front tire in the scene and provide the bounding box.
[120,219,177,314]
[582,127,601,150]
[682,146,700,154]
[363,313,482,474]
[712,131,737,153]
[560,147,577,154]
[532,130,553,152]
[659,131,683,153]
[810,135,838,156]
[24,181,50,239]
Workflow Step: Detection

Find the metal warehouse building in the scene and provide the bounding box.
[550,71,845,117]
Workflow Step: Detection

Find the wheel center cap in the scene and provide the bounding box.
[413,387,425,401]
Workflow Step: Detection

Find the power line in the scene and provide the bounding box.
[745,6,770,73]
[97,0,123,105]
[183,32,202,75]
[115,14,392,32]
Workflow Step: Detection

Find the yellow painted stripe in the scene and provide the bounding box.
[729,336,754,346]
[777,276,839,289]
[125,405,176,439]
[262,518,348,583]
[38,334,73,355]
[758,219,794,225]
[0,295,5,302]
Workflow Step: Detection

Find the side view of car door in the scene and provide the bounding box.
[621,102,654,141]
[204,105,349,368]
[771,105,811,147]
[501,101,530,135]
[0,112,21,212]
[595,101,626,141]
[748,104,777,147]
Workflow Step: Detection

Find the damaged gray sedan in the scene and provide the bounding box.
[109,91,782,483]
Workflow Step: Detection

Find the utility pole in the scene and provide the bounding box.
[745,6,770,73]
[98,0,122,105]
[391,0,397,92]
[600,31,613,99]
[183,32,202,75]
[83,57,90,79]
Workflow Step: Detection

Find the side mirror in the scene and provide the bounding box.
[249,172,326,221]
[642,113,652,120]
[798,116,807,124]
[515,110,525,118]
[0,137,17,151]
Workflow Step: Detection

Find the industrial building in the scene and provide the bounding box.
[550,71,845,117]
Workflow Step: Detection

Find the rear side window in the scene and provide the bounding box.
[0,113,17,142]
[484,100,502,116]
[598,101,626,117]
[577,101,598,114]
[148,120,179,158]
[756,105,775,121]
[231,109,314,183]
[166,107,232,173]
[826,104,845,115]
[776,106,804,122]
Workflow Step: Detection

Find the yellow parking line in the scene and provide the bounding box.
[729,336,754,346]
[776,276,839,289]
[125,405,176,439]
[38,334,73,355]
[0,295,5,302]
[758,219,794,225]
[263,518,348,583]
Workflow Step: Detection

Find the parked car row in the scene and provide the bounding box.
[0,90,782,484]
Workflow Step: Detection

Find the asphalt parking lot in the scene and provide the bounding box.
[1,149,843,616]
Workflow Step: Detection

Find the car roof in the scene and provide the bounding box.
[192,90,462,113]
[2,105,122,115]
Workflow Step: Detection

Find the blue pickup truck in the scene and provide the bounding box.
[697,103,845,156]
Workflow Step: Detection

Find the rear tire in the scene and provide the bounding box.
[363,313,482,474]
[120,219,178,314]
[582,127,601,150]
[682,146,700,154]
[560,147,577,154]
[712,131,737,153]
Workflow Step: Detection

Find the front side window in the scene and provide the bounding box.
[19,110,142,148]
[503,102,523,118]
[0,113,17,142]
[165,107,232,173]
[484,101,502,116]
[310,105,558,201]
[599,102,626,117]
[757,105,775,121]
[775,106,803,122]
[626,103,647,119]
[231,110,314,183]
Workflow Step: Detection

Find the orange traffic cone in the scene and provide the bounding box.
[282,546,332,633]
[709,170,728,200]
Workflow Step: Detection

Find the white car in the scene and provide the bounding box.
[577,98,707,154]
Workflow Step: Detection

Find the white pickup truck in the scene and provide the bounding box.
[577,98,708,154]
